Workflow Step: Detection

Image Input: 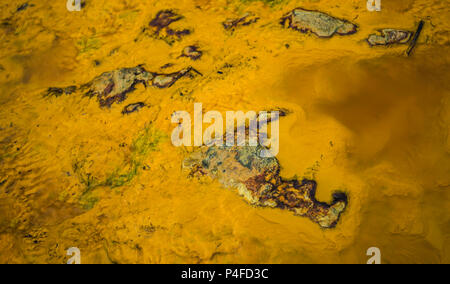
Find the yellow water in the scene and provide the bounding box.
[0,0,449,264]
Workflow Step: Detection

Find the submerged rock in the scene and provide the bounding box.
[46,66,200,108]
[151,66,202,89]
[223,12,259,31]
[183,145,348,229]
[143,10,191,43]
[281,8,357,38]
[367,29,412,46]
[122,102,146,115]
[180,45,203,61]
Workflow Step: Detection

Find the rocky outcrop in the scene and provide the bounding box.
[183,145,348,229]
[223,12,259,31]
[45,66,201,108]
[281,8,357,38]
[367,29,412,46]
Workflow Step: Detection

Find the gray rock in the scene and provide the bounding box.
[281,8,357,38]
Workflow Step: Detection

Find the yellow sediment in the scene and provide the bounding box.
[0,0,449,263]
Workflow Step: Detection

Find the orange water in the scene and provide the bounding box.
[0,0,449,263]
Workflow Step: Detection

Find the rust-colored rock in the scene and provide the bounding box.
[183,146,348,229]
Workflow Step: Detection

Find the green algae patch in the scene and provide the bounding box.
[119,10,140,21]
[80,192,99,211]
[77,36,102,54]
[105,126,166,188]
[72,159,96,192]
[73,126,167,208]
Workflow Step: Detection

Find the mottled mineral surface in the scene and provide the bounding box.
[281,8,357,38]
[183,145,348,229]
[46,66,200,107]
[367,29,412,46]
